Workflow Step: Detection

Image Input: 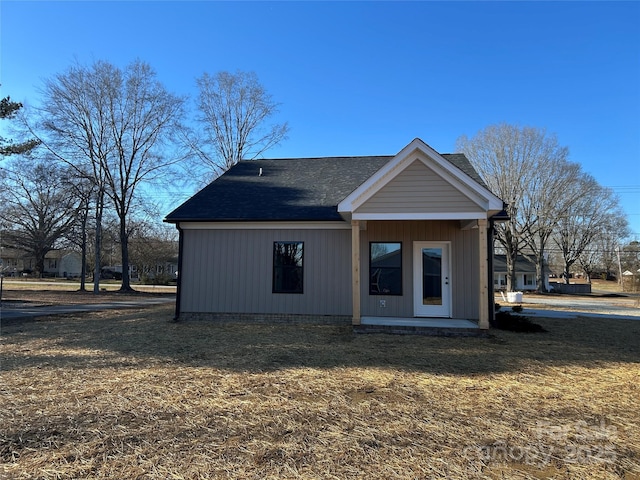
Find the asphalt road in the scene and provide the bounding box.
[0,297,175,323]
[1,280,176,292]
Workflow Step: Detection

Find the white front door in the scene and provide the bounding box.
[413,242,451,317]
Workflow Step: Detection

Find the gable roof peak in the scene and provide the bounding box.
[337,138,503,216]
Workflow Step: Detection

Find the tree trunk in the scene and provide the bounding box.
[499,223,519,292]
[119,218,133,292]
[584,270,592,283]
[35,254,45,279]
[562,261,573,285]
[79,203,88,291]
[92,191,104,294]
[80,231,87,291]
[506,249,517,291]
[536,253,547,293]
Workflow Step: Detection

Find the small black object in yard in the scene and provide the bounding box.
[511,305,523,313]
[491,311,546,333]
[494,302,501,312]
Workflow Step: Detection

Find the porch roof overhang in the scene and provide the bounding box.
[342,211,493,222]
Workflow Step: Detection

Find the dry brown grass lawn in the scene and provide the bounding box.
[1,297,639,479]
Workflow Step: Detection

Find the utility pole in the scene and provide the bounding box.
[615,245,623,287]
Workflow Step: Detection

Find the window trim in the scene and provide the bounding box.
[369,241,403,296]
[272,241,304,294]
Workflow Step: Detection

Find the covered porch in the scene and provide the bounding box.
[349,218,492,330]
[336,139,505,332]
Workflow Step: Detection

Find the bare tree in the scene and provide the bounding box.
[37,61,113,293]
[39,60,185,291]
[190,70,289,178]
[553,176,627,283]
[520,158,580,291]
[457,124,569,292]
[62,169,95,290]
[0,158,80,277]
[578,216,629,282]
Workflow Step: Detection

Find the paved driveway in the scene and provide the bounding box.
[500,293,640,321]
[0,297,175,323]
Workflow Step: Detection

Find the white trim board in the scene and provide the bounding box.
[177,221,352,230]
[352,212,488,221]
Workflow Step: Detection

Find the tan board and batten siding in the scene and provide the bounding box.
[180,220,481,320]
[354,160,484,215]
[179,228,353,316]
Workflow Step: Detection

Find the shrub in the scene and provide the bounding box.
[491,311,546,333]
[140,272,172,285]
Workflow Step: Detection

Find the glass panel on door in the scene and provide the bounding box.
[422,248,443,305]
[414,241,450,317]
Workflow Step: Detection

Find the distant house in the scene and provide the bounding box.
[0,249,82,277]
[0,248,25,275]
[164,139,505,329]
[493,255,550,291]
[44,250,82,278]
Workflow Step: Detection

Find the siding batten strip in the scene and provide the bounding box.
[478,218,489,329]
[352,220,361,325]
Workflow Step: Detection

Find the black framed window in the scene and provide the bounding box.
[370,242,402,295]
[273,242,304,293]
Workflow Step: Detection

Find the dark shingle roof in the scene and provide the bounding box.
[493,255,548,274]
[442,153,487,187]
[165,153,485,223]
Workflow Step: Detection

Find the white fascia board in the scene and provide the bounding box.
[178,221,351,230]
[351,212,488,221]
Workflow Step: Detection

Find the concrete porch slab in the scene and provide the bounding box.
[361,316,479,328]
[355,317,487,336]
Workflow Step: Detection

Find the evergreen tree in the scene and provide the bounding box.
[0,96,40,156]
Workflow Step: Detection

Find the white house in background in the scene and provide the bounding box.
[493,254,550,291]
[44,250,83,277]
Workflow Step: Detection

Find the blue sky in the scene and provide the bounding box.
[1,1,639,238]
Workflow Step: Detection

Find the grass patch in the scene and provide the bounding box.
[1,303,639,479]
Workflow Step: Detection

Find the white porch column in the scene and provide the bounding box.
[478,218,489,329]
[351,220,361,325]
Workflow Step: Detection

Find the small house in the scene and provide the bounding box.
[0,248,81,278]
[493,255,550,291]
[165,139,505,330]
[44,250,82,278]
